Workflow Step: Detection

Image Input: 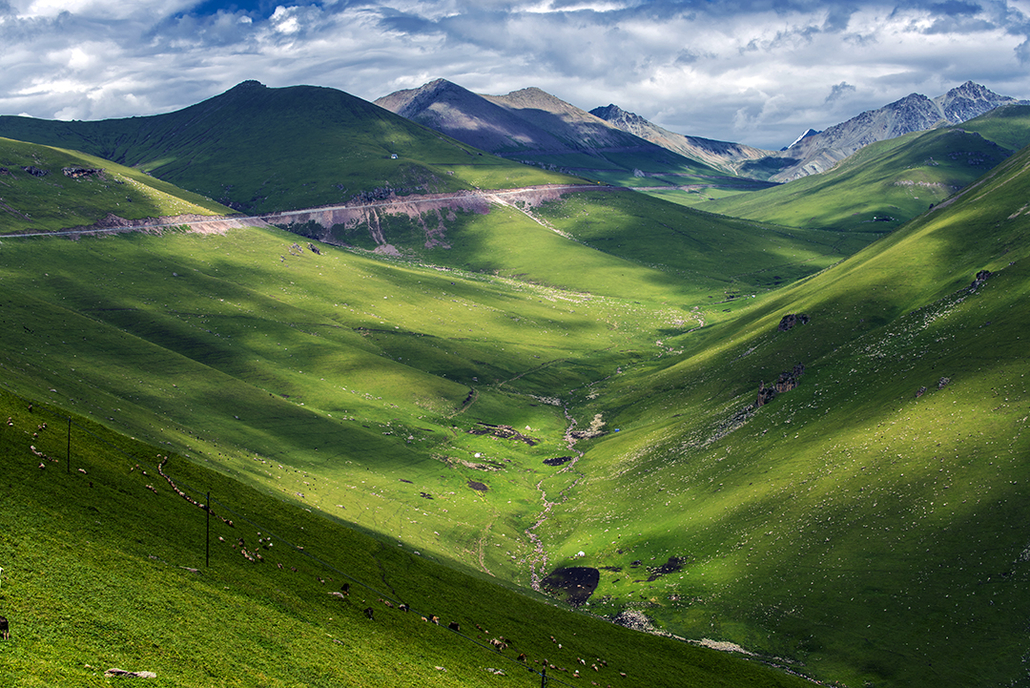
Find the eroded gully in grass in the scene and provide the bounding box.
[525,403,585,592]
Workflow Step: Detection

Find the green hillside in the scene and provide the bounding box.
[0,81,586,214]
[691,106,1030,229]
[0,137,229,233]
[2,91,1029,688]
[539,143,1030,686]
[0,387,806,687]
[284,186,874,298]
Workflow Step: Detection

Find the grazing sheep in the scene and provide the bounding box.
[0,616,9,640]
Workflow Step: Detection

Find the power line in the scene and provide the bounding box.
[4,382,573,686]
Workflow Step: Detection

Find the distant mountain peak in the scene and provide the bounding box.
[589,104,649,128]
[783,128,821,151]
[231,80,267,91]
[933,81,1026,123]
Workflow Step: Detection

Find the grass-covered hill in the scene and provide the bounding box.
[0,137,230,233]
[280,184,876,299]
[2,87,1029,687]
[691,105,1030,230]
[0,387,808,687]
[1,137,1027,687]
[0,81,586,214]
[539,142,1030,686]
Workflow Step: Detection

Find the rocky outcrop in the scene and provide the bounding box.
[777,313,810,331]
[755,364,805,408]
[62,167,104,179]
[968,269,992,291]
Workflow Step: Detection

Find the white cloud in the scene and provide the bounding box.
[0,1,1027,148]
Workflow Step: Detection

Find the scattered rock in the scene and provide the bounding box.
[104,668,156,678]
[62,167,104,179]
[611,609,657,633]
[469,422,538,445]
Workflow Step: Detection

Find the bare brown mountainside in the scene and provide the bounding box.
[589,103,774,176]
[375,79,721,174]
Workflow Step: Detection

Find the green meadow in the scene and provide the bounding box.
[0,82,586,214]
[0,387,807,687]
[1,87,1030,687]
[0,137,228,232]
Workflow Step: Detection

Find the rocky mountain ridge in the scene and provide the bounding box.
[773,81,1029,180]
[588,104,773,177]
[376,79,660,156]
[381,79,1026,184]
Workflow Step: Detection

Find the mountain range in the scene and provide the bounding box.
[379,79,1028,183]
[766,80,1030,180]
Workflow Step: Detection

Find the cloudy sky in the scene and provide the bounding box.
[1,0,1029,149]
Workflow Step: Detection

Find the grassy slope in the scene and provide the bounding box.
[539,145,1030,686]
[0,82,587,214]
[1,103,1026,687]
[506,148,762,192]
[692,107,1030,230]
[0,220,708,586]
[0,137,229,233]
[0,387,807,687]
[309,187,871,300]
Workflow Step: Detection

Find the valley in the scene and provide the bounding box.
[2,79,1030,687]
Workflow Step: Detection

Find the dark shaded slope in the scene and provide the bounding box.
[0,81,580,213]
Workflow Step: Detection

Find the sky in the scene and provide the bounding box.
[1,0,1029,149]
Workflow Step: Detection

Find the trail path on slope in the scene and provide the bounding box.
[2,184,606,239]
